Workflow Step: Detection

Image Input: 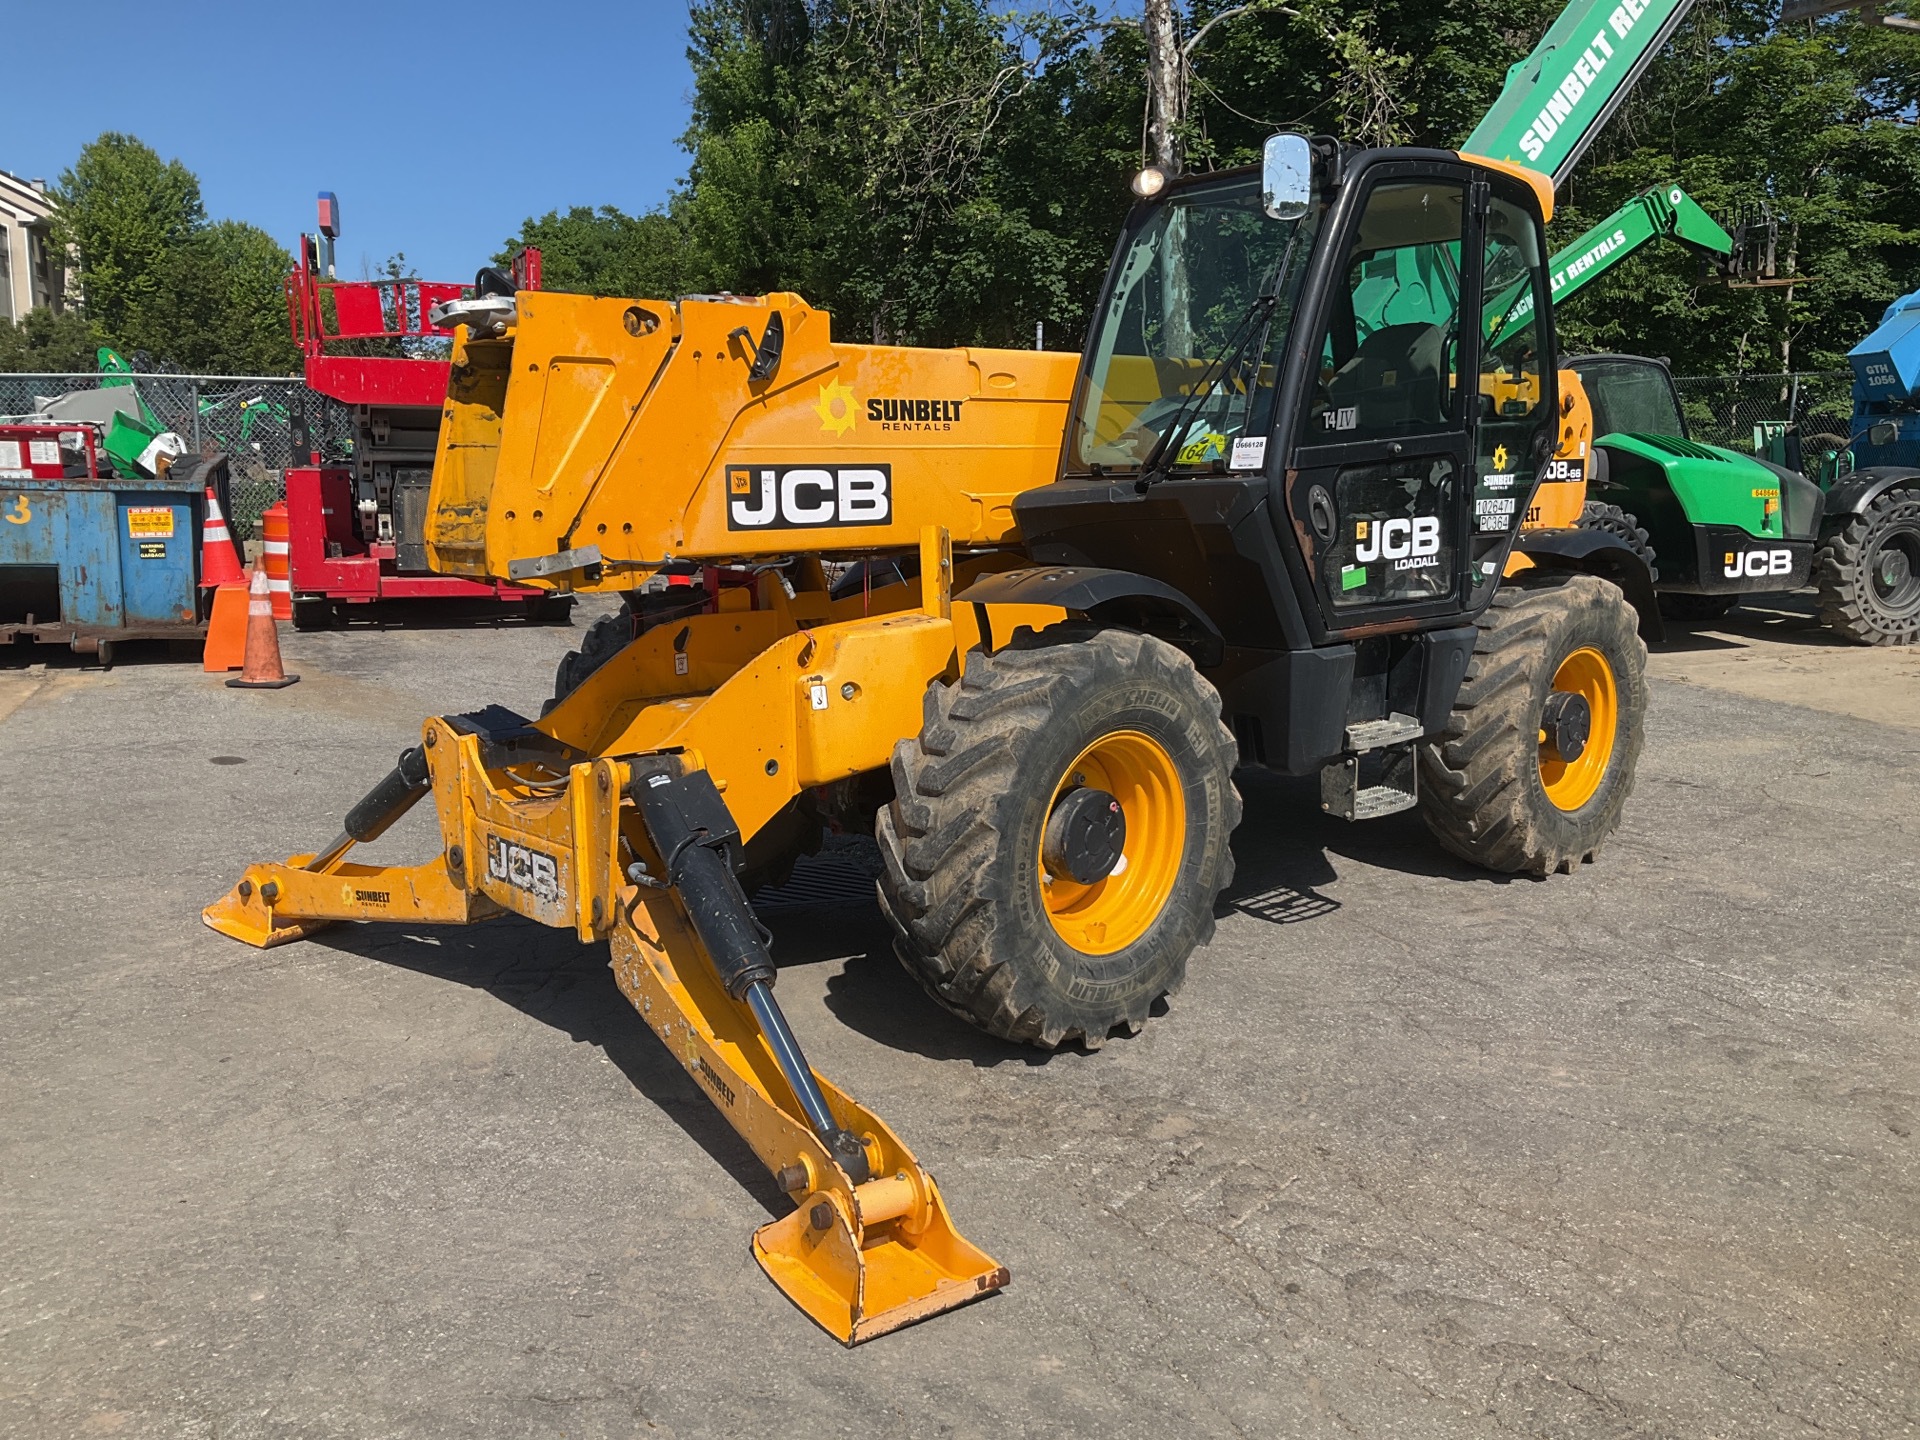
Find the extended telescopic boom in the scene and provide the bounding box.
[1463,0,1698,185]
[1488,182,1732,346]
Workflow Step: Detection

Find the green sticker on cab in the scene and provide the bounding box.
[1341,564,1367,591]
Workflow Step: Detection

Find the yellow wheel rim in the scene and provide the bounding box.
[1038,730,1186,955]
[1538,645,1618,812]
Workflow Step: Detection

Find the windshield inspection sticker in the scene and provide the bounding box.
[1177,431,1228,465]
[1230,436,1269,471]
[1341,564,1368,591]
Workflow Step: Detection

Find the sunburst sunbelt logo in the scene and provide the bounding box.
[815,379,857,437]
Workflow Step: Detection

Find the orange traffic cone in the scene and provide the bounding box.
[199,487,246,588]
[226,564,300,689]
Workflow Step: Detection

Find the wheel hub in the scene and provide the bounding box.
[1043,787,1127,884]
[1540,690,1592,763]
[1878,547,1912,592]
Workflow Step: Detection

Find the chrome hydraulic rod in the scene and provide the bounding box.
[631,762,874,1183]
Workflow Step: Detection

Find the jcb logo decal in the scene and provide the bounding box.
[1355,516,1441,565]
[1724,549,1793,578]
[727,464,892,530]
[487,834,562,904]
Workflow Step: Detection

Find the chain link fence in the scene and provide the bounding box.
[0,372,356,540]
[1671,370,1857,472]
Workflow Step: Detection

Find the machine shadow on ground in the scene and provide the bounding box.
[291,600,580,633]
[1227,767,1509,892]
[0,638,204,670]
[1652,591,1850,653]
[309,762,1515,1150]
[311,917,792,1219]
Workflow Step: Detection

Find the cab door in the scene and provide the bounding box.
[1279,165,1554,637]
[1284,167,1478,637]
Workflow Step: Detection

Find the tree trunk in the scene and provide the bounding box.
[1144,0,1192,360]
[1144,0,1184,177]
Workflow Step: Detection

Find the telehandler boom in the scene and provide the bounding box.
[206,0,1741,1344]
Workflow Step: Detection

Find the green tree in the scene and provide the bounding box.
[0,308,99,372]
[123,221,300,373]
[497,205,707,298]
[52,133,204,343]
[491,0,1920,375]
[1553,5,1920,378]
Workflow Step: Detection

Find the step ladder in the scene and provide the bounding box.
[1320,712,1423,821]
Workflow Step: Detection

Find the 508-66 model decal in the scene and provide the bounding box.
[727,464,892,530]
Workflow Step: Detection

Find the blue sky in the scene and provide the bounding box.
[5,0,697,281]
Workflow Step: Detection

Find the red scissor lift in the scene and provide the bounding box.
[281,227,563,627]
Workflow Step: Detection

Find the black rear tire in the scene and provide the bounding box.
[1815,488,1920,646]
[543,601,636,715]
[1418,574,1647,876]
[877,625,1240,1049]
[541,587,710,714]
[291,598,336,631]
[1578,500,1659,582]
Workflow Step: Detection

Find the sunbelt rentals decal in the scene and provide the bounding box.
[813,378,970,435]
[1519,0,1666,163]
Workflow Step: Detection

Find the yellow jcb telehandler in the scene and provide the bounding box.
[206,137,1660,1342]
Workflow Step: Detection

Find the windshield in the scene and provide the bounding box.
[1578,359,1686,438]
[1073,176,1319,471]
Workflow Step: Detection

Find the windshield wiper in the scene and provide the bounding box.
[1136,222,1305,490]
[1136,294,1276,489]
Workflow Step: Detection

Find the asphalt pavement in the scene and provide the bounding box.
[1,595,1914,1438]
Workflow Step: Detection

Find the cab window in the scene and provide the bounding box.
[1579,360,1687,438]
[1306,180,1468,445]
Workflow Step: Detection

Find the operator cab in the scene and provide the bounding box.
[1571,353,1689,441]
[1013,136,1559,775]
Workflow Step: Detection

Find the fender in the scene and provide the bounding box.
[1824,465,1920,520]
[1511,528,1665,643]
[955,565,1225,665]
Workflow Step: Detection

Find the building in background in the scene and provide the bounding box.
[0,170,68,323]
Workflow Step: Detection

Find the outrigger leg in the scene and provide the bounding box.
[202,712,1006,1343]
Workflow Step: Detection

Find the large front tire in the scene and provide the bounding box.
[877,626,1240,1049]
[1815,488,1920,646]
[1418,574,1647,876]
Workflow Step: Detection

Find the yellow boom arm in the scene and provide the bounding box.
[206,531,1063,1341]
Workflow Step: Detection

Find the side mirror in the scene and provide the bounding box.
[1870,420,1896,446]
[1261,133,1313,221]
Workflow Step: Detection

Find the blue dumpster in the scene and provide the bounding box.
[0,456,209,664]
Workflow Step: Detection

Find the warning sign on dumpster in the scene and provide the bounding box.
[126,507,174,537]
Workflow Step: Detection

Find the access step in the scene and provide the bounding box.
[1344,712,1423,751]
[1320,744,1418,821]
